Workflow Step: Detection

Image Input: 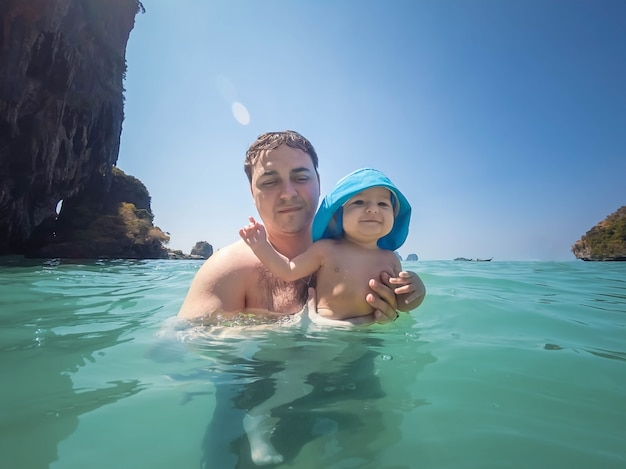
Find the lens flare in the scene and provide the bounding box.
[232,102,250,125]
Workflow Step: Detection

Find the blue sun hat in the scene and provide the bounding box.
[312,168,411,250]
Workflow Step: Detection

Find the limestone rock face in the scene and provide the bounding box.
[572,206,626,261]
[406,253,418,261]
[0,0,143,254]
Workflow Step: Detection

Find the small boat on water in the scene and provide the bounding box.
[454,257,493,262]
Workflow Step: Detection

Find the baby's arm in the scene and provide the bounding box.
[239,216,323,281]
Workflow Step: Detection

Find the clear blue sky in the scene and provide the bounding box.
[118,0,626,261]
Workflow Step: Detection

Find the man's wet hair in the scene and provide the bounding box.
[244,130,319,182]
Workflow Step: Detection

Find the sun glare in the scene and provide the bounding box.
[232,101,250,125]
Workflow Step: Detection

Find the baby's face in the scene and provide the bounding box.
[342,187,395,242]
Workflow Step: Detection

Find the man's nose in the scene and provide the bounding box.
[280,181,297,198]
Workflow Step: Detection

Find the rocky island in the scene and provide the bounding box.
[0,0,198,259]
[572,206,626,261]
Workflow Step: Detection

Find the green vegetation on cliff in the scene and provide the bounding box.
[571,206,626,261]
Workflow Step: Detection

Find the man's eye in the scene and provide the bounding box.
[295,176,309,183]
[261,180,276,187]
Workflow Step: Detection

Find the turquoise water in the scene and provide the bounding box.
[1,258,625,469]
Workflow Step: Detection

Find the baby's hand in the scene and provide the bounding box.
[385,271,426,309]
[239,216,267,248]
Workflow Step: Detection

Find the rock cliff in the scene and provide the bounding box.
[572,206,626,261]
[0,0,144,255]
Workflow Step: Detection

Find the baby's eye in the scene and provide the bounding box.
[378,201,390,207]
[351,199,365,205]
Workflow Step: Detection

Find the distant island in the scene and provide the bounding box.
[168,241,214,260]
[572,206,626,261]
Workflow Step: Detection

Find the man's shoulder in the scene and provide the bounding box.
[210,239,250,258]
[178,241,261,318]
[195,240,258,277]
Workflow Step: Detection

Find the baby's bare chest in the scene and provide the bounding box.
[320,251,396,288]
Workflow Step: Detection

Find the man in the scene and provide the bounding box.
[178,130,425,323]
[180,131,425,467]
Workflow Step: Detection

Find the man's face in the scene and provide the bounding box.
[250,144,320,237]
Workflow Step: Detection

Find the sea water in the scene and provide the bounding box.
[0,258,624,469]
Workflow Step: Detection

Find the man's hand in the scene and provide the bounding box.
[366,277,399,324]
[383,271,426,312]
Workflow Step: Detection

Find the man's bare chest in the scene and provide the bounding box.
[245,268,311,314]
